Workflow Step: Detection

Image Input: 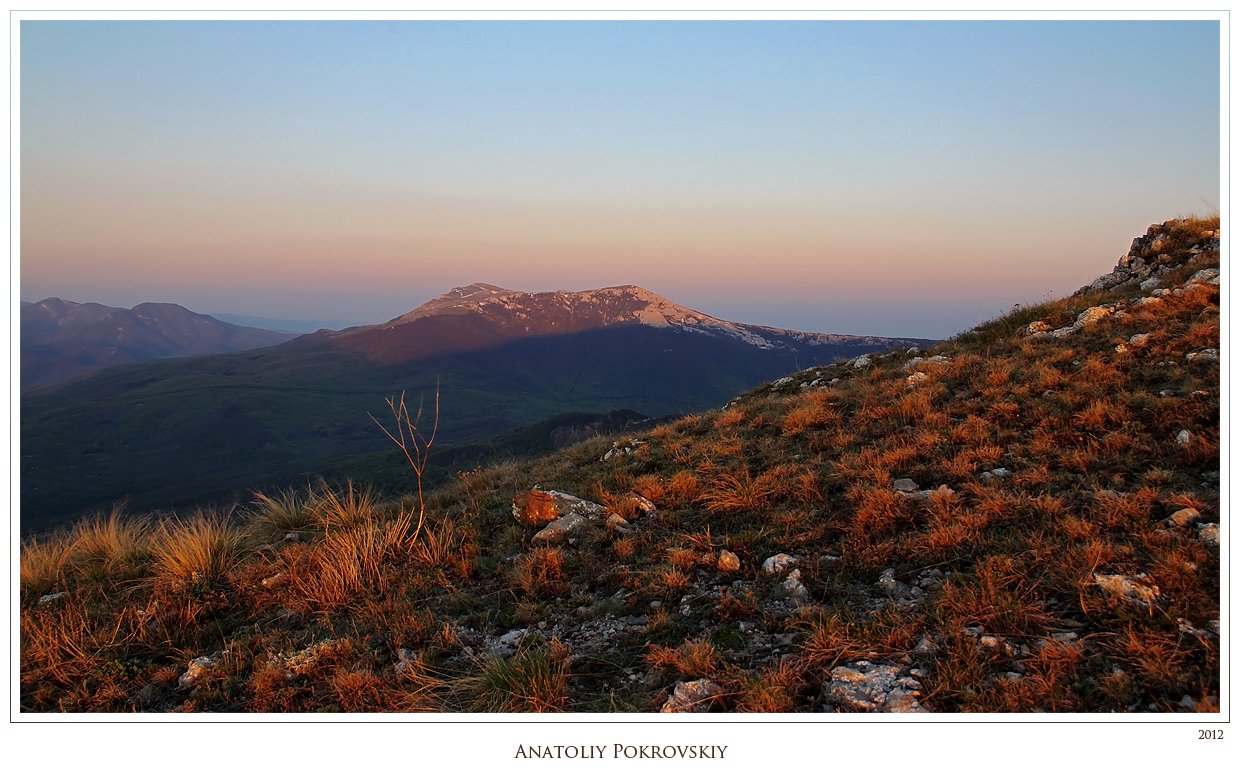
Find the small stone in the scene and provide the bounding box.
[1165,508,1201,526]
[1186,348,1219,361]
[605,513,631,532]
[1198,524,1219,546]
[1138,277,1161,291]
[913,636,938,655]
[878,568,901,596]
[1025,320,1052,334]
[906,371,928,387]
[893,478,919,492]
[532,511,589,543]
[1176,430,1192,446]
[716,550,741,573]
[781,569,810,603]
[1093,573,1160,607]
[282,532,301,542]
[1075,305,1116,327]
[38,592,67,605]
[179,651,225,689]
[761,553,798,575]
[660,679,722,713]
[1128,333,1153,347]
[850,355,872,369]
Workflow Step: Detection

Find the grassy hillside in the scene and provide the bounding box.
[22,322,906,532]
[19,217,1220,712]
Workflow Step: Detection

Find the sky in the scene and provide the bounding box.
[19,20,1221,338]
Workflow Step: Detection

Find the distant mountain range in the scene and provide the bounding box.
[21,284,934,531]
[211,313,363,334]
[21,298,292,388]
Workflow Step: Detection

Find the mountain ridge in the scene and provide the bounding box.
[21,297,292,388]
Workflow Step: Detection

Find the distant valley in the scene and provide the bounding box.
[21,284,935,531]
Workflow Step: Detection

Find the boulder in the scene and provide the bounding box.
[513,489,606,526]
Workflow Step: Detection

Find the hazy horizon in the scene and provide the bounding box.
[20,20,1221,339]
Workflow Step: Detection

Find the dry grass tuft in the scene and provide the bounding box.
[150,511,252,592]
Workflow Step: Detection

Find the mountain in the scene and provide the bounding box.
[21,298,293,388]
[20,286,933,531]
[312,282,908,363]
[18,216,1219,714]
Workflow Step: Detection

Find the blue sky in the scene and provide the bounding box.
[20,20,1221,337]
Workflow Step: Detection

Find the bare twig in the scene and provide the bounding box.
[369,382,440,542]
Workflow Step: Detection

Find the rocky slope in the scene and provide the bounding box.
[19,217,1220,713]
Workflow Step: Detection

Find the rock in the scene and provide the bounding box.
[260,572,286,588]
[1164,508,1201,526]
[394,648,417,675]
[762,553,798,575]
[1075,305,1116,328]
[716,550,741,573]
[602,439,647,461]
[980,468,1010,480]
[781,569,810,604]
[1186,348,1218,361]
[1025,320,1052,335]
[878,568,901,596]
[272,639,341,678]
[823,661,926,713]
[906,371,928,387]
[1128,333,1152,347]
[283,532,301,542]
[1049,326,1077,339]
[38,592,67,605]
[660,679,722,713]
[1187,268,1220,284]
[532,511,589,543]
[918,485,955,500]
[1093,573,1160,607]
[1198,524,1219,546]
[1083,270,1131,292]
[179,651,225,689]
[1138,277,1161,291]
[626,493,659,520]
[913,636,938,656]
[513,489,606,526]
[605,513,632,533]
[1176,430,1192,446]
[491,629,529,656]
[850,355,872,369]
[892,478,919,492]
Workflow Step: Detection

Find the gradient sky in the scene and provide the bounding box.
[20,20,1220,338]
